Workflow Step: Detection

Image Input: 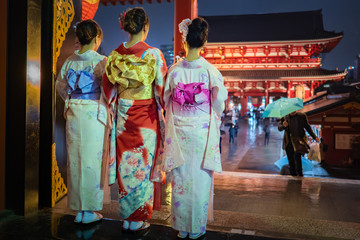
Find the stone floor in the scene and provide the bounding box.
[221,118,360,180]
[2,118,359,240]
[48,118,360,240]
[51,171,360,240]
[0,210,287,240]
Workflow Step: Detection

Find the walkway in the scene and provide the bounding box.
[2,118,360,240]
[221,118,360,179]
[50,117,360,239]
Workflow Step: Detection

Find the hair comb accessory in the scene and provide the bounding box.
[118,12,126,30]
[178,18,192,42]
[73,21,80,30]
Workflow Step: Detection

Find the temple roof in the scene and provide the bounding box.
[203,10,343,43]
[221,68,346,80]
[302,92,360,117]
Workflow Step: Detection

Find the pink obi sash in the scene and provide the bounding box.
[172,82,210,107]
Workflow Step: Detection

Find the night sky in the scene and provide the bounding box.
[94,0,360,70]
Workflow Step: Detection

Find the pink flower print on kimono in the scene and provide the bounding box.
[173,184,185,195]
[134,169,145,182]
[127,156,139,168]
[120,151,146,190]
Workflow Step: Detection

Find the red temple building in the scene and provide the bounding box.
[202,10,347,116]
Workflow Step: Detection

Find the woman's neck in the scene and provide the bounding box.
[78,44,93,54]
[185,48,200,61]
[125,34,143,48]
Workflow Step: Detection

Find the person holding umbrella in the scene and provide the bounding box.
[278,110,319,176]
[263,98,319,177]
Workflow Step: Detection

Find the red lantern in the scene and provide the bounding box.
[239,46,247,56]
[218,46,225,55]
[82,0,100,20]
[200,47,207,57]
[263,45,270,55]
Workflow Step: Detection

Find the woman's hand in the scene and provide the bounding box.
[283,120,288,127]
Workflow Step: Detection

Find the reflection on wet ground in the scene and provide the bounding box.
[222,118,360,179]
[4,118,359,239]
[49,169,360,240]
[214,172,360,223]
[0,210,285,240]
[221,119,288,174]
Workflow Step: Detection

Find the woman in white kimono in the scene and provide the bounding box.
[163,17,228,239]
[56,20,108,224]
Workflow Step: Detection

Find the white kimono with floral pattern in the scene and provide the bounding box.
[163,57,228,233]
[56,50,108,211]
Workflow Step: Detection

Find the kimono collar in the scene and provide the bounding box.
[116,41,151,58]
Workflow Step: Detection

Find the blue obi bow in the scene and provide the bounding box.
[66,67,100,100]
[67,66,98,94]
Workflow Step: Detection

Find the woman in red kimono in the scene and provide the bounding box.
[103,7,167,231]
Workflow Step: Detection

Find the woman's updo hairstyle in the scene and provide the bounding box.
[121,7,149,35]
[186,17,208,48]
[75,20,103,46]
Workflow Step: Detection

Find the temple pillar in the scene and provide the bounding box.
[6,0,42,215]
[225,97,229,113]
[0,0,7,212]
[287,81,291,98]
[174,0,198,60]
[240,95,248,117]
[310,81,314,96]
[265,81,269,106]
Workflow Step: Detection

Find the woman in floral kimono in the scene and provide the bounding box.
[163,17,228,239]
[56,20,108,224]
[103,7,167,231]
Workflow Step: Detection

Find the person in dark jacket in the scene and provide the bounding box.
[263,124,270,145]
[278,111,319,176]
[229,124,236,144]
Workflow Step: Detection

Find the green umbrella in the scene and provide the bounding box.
[262,97,303,118]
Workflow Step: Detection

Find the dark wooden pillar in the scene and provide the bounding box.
[0,0,7,212]
[6,0,42,215]
[39,0,54,208]
[174,0,198,60]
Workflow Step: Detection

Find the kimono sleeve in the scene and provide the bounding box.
[147,48,167,108]
[163,66,176,110]
[94,57,107,84]
[146,48,167,183]
[102,61,117,105]
[209,67,228,117]
[55,60,70,101]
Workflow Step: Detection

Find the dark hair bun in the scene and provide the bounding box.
[186,17,208,48]
[76,20,103,46]
[122,7,149,34]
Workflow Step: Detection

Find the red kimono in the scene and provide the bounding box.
[103,41,167,221]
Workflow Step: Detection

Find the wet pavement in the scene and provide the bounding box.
[221,118,360,179]
[48,171,360,240]
[2,117,360,240]
[46,118,360,239]
[221,118,283,174]
[0,210,286,240]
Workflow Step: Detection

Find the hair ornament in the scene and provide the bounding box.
[179,18,192,42]
[73,21,80,30]
[118,12,126,30]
